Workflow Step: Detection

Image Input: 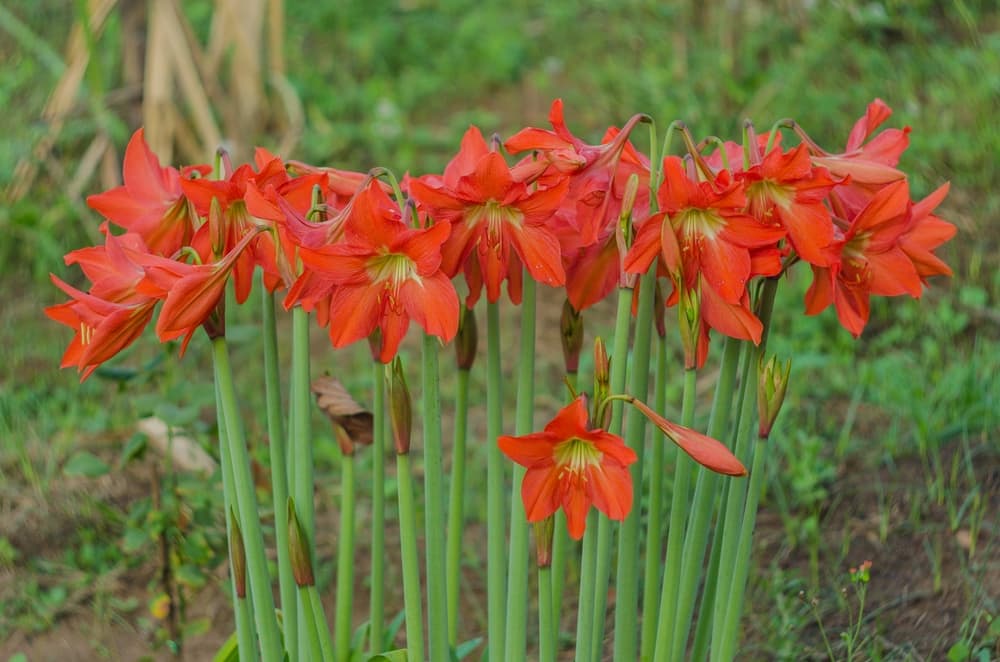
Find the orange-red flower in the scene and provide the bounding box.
[900,183,956,283]
[407,126,567,306]
[629,399,747,476]
[497,395,636,539]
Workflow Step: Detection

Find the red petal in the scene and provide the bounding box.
[401,272,459,342]
[325,284,381,349]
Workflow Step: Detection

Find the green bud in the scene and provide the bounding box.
[533,517,555,569]
[287,497,315,587]
[455,306,478,371]
[560,299,584,375]
[388,357,412,454]
[757,354,791,439]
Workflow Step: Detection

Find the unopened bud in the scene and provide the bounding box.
[678,286,701,370]
[616,173,642,288]
[593,338,611,428]
[228,507,247,598]
[757,354,791,439]
[455,306,478,371]
[209,196,226,259]
[388,358,412,454]
[287,497,315,587]
[533,517,555,569]
[560,299,584,375]
[654,280,667,339]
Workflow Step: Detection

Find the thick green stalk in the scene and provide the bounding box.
[370,362,387,653]
[549,371,577,645]
[574,511,598,662]
[716,439,770,661]
[538,565,555,662]
[309,585,336,662]
[298,584,328,662]
[422,333,450,662]
[262,288,296,655]
[214,379,259,662]
[486,301,507,661]
[505,275,537,661]
[668,336,743,662]
[613,268,657,662]
[447,367,470,645]
[590,290,634,659]
[212,338,283,660]
[290,307,315,658]
[650,367,698,662]
[639,334,670,660]
[396,451,425,662]
[335,454,356,662]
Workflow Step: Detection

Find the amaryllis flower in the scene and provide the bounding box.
[292,181,459,363]
[629,399,747,476]
[497,395,637,539]
[87,129,209,255]
[407,126,568,306]
[900,183,956,283]
[804,179,923,336]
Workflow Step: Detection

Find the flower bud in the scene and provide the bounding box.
[455,306,478,371]
[616,173,641,288]
[228,507,247,598]
[209,196,226,259]
[287,497,315,587]
[593,338,611,428]
[533,517,555,569]
[388,357,412,454]
[654,280,667,339]
[560,299,584,375]
[630,398,747,476]
[678,286,701,371]
[757,354,791,439]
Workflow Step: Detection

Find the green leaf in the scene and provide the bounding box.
[63,451,110,478]
[947,642,970,662]
[453,637,483,660]
[7,654,28,662]
[367,651,407,662]
[119,433,148,466]
[211,632,239,662]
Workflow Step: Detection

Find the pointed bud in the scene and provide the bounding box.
[678,286,701,370]
[654,280,667,339]
[560,299,584,375]
[287,497,315,587]
[533,517,555,569]
[593,337,611,426]
[209,196,226,259]
[367,328,383,363]
[455,306,478,371]
[757,354,791,439]
[228,507,247,598]
[630,398,747,476]
[388,357,412,454]
[616,173,642,288]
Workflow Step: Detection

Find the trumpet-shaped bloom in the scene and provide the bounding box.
[629,399,747,476]
[497,395,637,539]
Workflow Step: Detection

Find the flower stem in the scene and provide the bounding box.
[651,366,698,662]
[297,583,327,662]
[574,510,598,662]
[422,333,450,662]
[538,564,555,662]
[486,301,507,662]
[212,337,283,660]
[396,450,425,662]
[548,372,577,646]
[613,267,657,662]
[370,361,387,653]
[335,453,356,662]
[309,585,336,662]
[589,290,634,659]
[447,366,471,646]
[506,275,537,661]
[289,307,315,657]
[262,288,296,655]
[639,334,670,660]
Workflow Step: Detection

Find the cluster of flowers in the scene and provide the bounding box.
[47,99,954,535]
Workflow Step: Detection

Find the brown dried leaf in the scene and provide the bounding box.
[311,376,373,446]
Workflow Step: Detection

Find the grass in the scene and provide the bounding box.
[2,0,999,659]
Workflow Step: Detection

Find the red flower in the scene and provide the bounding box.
[629,399,747,476]
[407,126,567,306]
[497,395,637,539]
[900,183,956,282]
[292,182,459,362]
[87,129,209,255]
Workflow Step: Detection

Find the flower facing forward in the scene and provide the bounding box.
[497,395,637,539]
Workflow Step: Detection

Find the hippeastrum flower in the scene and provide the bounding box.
[804,179,922,337]
[87,129,209,255]
[628,399,747,476]
[899,182,956,283]
[497,395,637,540]
[407,126,568,306]
[293,181,459,362]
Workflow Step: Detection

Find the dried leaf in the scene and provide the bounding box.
[311,376,373,446]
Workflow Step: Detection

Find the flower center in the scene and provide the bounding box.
[367,252,419,310]
[674,207,726,242]
[469,200,524,252]
[553,437,602,477]
[745,179,793,218]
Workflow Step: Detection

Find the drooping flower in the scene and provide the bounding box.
[629,399,747,476]
[497,395,637,539]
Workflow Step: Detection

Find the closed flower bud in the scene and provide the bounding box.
[560,299,584,375]
[757,355,791,439]
[228,507,247,598]
[455,306,478,371]
[388,357,412,454]
[593,337,611,426]
[533,517,555,568]
[616,173,642,288]
[287,497,315,587]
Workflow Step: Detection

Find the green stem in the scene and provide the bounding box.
[447,367,471,646]
[549,372,577,646]
[335,454,356,662]
[396,451,426,662]
[574,511,598,662]
[590,290,634,660]
[651,367,697,662]
[716,439,770,662]
[613,267,657,662]
[212,338,283,660]
[668,335,742,662]
[506,275,537,661]
[422,333,449,662]
[486,301,507,662]
[538,565,555,662]
[262,288,296,656]
[309,585,337,662]
[639,334,670,660]
[298,585,327,662]
[371,362,387,653]
[290,307,315,658]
